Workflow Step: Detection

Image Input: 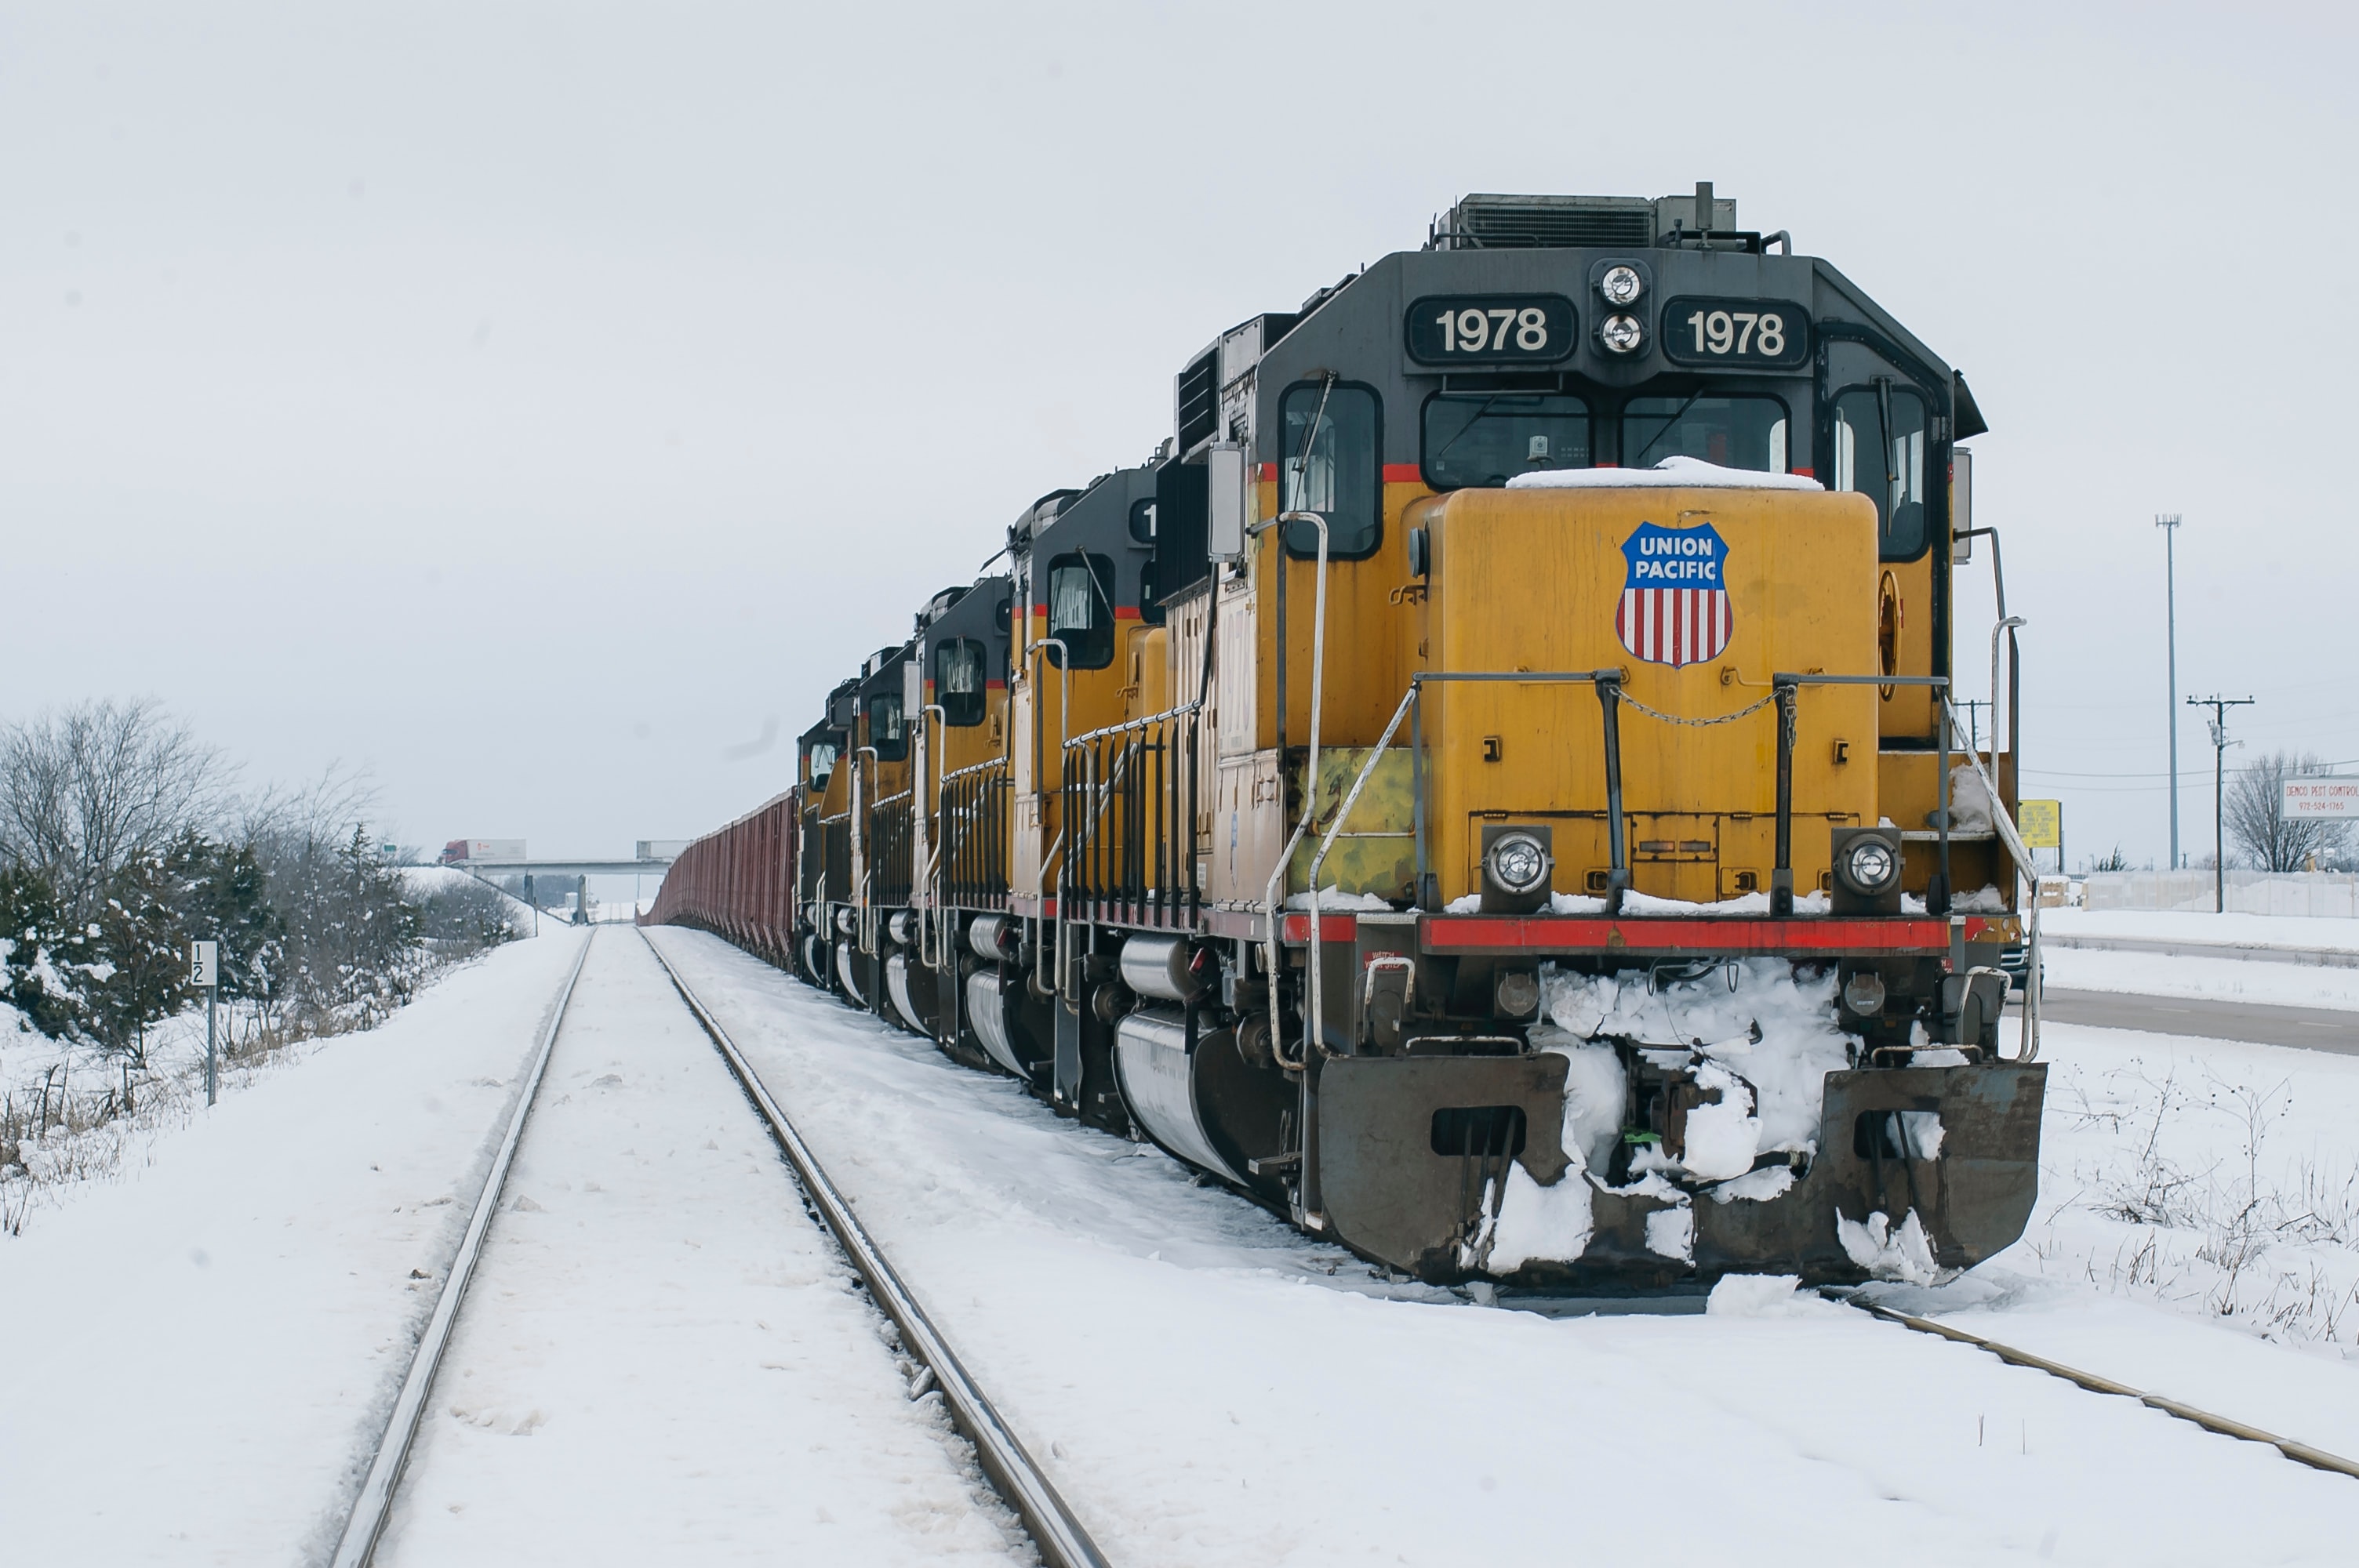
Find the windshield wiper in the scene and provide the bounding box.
[1429,397,1504,470]
[1628,390,1704,467]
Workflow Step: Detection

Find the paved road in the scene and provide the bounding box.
[2015,988,2359,1055]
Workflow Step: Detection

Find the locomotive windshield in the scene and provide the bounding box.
[1421,393,1593,489]
[1622,394,1788,473]
[805,739,838,783]
[1832,385,1930,559]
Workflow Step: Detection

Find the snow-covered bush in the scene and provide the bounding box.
[0,700,514,1055]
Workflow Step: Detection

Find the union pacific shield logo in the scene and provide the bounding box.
[1617,521,1731,667]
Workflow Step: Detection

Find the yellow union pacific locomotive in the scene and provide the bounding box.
[651,187,2045,1290]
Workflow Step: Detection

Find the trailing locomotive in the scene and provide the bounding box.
[649,187,2047,1290]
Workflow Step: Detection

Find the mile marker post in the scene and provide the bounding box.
[190,940,220,1106]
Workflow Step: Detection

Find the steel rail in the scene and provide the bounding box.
[329,927,598,1568]
[1843,1296,2359,1482]
[638,928,1111,1568]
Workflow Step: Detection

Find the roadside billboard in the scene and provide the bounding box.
[2284,779,2359,818]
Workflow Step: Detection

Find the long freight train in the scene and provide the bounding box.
[648,187,2046,1290]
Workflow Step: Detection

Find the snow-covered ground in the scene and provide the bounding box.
[1,1000,218,1233]
[649,928,2359,1565]
[0,930,589,1562]
[2041,909,2359,1010]
[1988,1021,2359,1365]
[378,931,1028,1566]
[2043,907,2359,952]
[9,918,2357,1564]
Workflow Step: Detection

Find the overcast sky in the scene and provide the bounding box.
[3,1,2353,869]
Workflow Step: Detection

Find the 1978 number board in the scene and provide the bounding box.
[1659,296,1811,368]
[1405,294,1576,365]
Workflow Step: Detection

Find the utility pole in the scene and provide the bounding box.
[2187,693,2253,913]
[2158,515,2182,867]
[1956,699,1990,757]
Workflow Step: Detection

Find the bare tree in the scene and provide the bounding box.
[2226,751,2352,872]
[0,699,228,921]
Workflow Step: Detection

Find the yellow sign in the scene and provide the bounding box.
[2018,799,2062,849]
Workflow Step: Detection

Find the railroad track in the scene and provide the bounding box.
[1837,1295,2359,1483]
[325,926,1108,1568]
[640,927,1109,1568]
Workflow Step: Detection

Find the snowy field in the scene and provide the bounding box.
[2041,909,2359,1011]
[5,923,2357,1565]
[0,931,590,1562]
[1990,1022,2359,1364]
[2045,908,2359,952]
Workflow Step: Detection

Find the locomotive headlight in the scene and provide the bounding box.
[1599,313,1645,354]
[1485,831,1552,895]
[1600,264,1644,306]
[1842,970,1888,1016]
[1842,836,1899,894]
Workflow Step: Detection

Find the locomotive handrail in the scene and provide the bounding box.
[1061,697,1204,750]
[1764,673,1950,919]
[1059,698,1200,929]
[1278,668,1631,1067]
[1302,683,1422,1060]
[941,754,1009,783]
[915,702,946,966]
[1262,510,1331,1071]
[1402,670,1631,919]
[1943,691,2041,1063]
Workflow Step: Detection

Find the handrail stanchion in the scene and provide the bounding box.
[1943,694,2043,1063]
[1410,681,1432,910]
[1596,674,1630,916]
[1261,510,1329,1069]
[1769,680,1798,917]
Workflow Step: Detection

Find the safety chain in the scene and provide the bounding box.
[1614,688,1777,728]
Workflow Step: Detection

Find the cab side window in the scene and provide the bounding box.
[1045,551,1115,670]
[866,689,907,761]
[1280,383,1382,559]
[935,638,987,727]
[1832,384,1930,559]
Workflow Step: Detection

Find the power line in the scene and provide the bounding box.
[2022,755,2359,782]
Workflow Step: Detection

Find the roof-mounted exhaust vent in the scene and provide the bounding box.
[1652,182,1738,242]
[1429,193,1656,251]
[1427,187,1742,250]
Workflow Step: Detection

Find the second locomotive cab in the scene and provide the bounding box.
[649,184,2048,1293]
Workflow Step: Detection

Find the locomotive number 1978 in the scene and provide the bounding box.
[1435,306,1550,354]
[1403,294,1576,365]
[1685,309,1785,357]
[1659,296,1810,368]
